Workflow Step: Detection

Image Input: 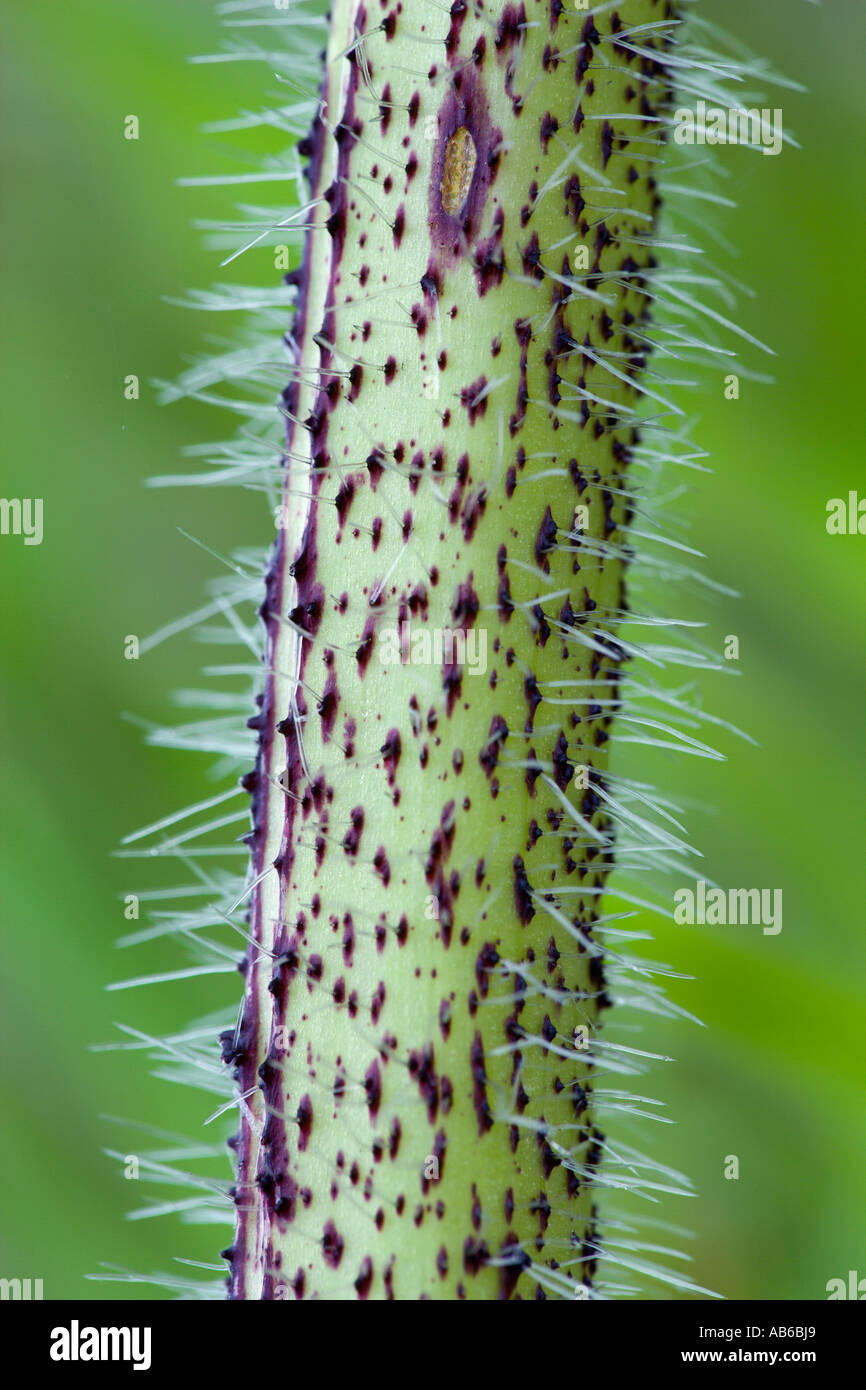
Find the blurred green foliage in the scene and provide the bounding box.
[1,0,863,1300]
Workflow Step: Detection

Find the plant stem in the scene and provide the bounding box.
[227,0,677,1301]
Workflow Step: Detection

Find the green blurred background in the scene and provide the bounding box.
[1,0,863,1300]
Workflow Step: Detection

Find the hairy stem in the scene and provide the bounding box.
[226,0,677,1301]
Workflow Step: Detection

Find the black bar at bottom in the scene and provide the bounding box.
[1,1297,860,1376]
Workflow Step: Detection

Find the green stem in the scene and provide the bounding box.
[227,0,677,1300]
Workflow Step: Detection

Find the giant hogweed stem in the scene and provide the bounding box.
[224,0,684,1301]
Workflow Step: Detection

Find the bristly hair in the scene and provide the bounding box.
[90,0,801,1301]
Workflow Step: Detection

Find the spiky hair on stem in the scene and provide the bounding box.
[95,1,800,1301]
